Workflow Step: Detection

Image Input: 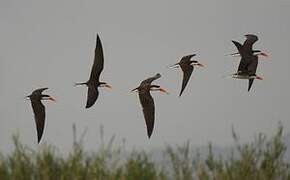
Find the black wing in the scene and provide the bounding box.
[32,88,48,96]
[138,91,155,138]
[31,100,45,143]
[237,57,248,72]
[248,79,254,92]
[140,73,161,86]
[85,85,99,108]
[247,56,258,92]
[89,34,104,82]
[179,64,193,96]
[180,54,196,64]
[231,41,243,55]
[232,41,249,72]
[243,34,258,55]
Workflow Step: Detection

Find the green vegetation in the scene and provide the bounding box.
[0,125,289,180]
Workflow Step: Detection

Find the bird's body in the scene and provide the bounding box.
[27,88,55,143]
[132,73,167,138]
[231,34,267,91]
[170,54,204,96]
[75,34,111,108]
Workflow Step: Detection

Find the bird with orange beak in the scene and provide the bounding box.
[170,54,204,97]
[26,88,56,143]
[231,34,269,91]
[131,73,168,138]
[75,34,112,108]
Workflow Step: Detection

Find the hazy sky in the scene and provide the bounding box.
[1,0,290,153]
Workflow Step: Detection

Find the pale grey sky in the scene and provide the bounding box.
[0,0,290,153]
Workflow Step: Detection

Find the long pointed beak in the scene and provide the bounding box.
[159,88,169,94]
[48,96,56,102]
[197,63,204,67]
[104,84,113,89]
[259,52,269,58]
[256,76,263,80]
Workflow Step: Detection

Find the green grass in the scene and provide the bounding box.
[0,125,289,180]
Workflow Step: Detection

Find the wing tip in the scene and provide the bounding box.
[96,33,102,45]
[85,104,93,109]
[146,122,154,139]
[248,86,252,92]
[37,134,43,144]
[248,79,254,92]
[147,131,153,138]
[155,73,161,79]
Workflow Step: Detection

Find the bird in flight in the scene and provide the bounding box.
[75,34,112,108]
[170,54,204,96]
[131,73,168,138]
[26,88,55,143]
[231,34,268,91]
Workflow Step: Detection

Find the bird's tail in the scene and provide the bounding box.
[167,63,179,69]
[221,73,234,78]
[74,82,86,86]
[131,87,139,92]
[226,52,240,57]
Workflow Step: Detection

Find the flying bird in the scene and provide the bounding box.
[170,54,204,96]
[131,73,168,138]
[26,88,55,143]
[231,34,268,91]
[75,34,112,108]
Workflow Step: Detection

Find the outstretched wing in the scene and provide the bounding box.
[243,34,258,55]
[32,88,48,96]
[89,34,104,82]
[180,54,196,64]
[232,40,249,72]
[138,91,155,138]
[231,41,243,55]
[31,100,46,143]
[179,64,193,96]
[85,85,99,108]
[140,73,161,86]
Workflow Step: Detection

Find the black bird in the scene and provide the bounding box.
[170,54,204,96]
[26,88,55,143]
[131,73,168,138]
[75,34,112,108]
[231,35,268,91]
